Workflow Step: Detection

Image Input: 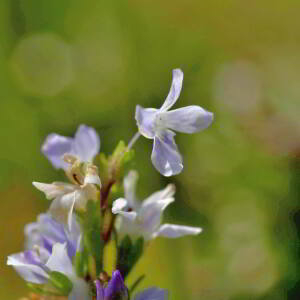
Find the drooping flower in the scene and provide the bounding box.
[33,160,100,229]
[95,270,167,300]
[112,170,202,240]
[135,69,213,176]
[42,124,100,170]
[7,243,90,300]
[25,213,81,259]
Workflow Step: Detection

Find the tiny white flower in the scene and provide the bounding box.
[112,170,202,240]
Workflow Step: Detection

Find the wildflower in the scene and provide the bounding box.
[42,124,100,170]
[95,270,128,300]
[7,243,90,300]
[135,69,213,176]
[95,270,167,300]
[25,213,81,259]
[112,171,202,240]
[33,160,100,229]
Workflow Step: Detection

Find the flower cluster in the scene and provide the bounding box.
[7,69,213,300]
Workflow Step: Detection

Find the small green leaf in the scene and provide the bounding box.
[49,271,73,295]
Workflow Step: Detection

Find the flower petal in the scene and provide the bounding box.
[158,106,214,134]
[32,182,75,200]
[48,192,76,230]
[7,252,48,284]
[151,131,183,176]
[135,287,168,300]
[45,243,73,275]
[152,223,202,239]
[142,184,175,207]
[139,195,174,236]
[160,69,183,112]
[105,270,128,300]
[112,198,137,221]
[42,133,73,170]
[95,280,105,300]
[124,170,139,208]
[73,125,100,162]
[135,105,158,139]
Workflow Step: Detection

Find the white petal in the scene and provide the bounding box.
[142,184,175,207]
[112,198,137,221]
[151,131,183,177]
[139,196,174,235]
[84,173,101,186]
[135,106,158,139]
[48,192,76,230]
[152,223,202,239]
[112,198,128,213]
[7,253,48,284]
[134,287,168,300]
[42,133,73,170]
[32,182,76,200]
[124,170,139,207]
[45,243,73,275]
[73,125,100,162]
[160,69,183,112]
[158,106,214,133]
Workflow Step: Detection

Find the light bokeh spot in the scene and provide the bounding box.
[11,33,73,97]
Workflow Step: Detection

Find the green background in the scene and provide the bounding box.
[0,1,299,299]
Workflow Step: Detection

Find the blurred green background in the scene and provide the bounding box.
[0,1,299,299]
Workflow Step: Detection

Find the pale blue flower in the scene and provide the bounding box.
[112,171,202,240]
[7,243,91,300]
[42,124,100,170]
[25,213,81,259]
[135,69,213,176]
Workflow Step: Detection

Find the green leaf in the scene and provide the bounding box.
[117,235,144,278]
[82,200,104,275]
[48,271,73,295]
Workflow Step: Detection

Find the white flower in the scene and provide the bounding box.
[135,69,213,176]
[112,171,202,240]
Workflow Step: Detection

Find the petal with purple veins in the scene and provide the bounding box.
[151,131,183,176]
[157,106,214,134]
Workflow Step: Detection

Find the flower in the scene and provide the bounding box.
[7,243,90,300]
[112,170,202,240]
[95,270,128,300]
[33,161,100,229]
[42,124,100,170]
[135,69,213,176]
[25,213,81,259]
[95,270,167,300]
